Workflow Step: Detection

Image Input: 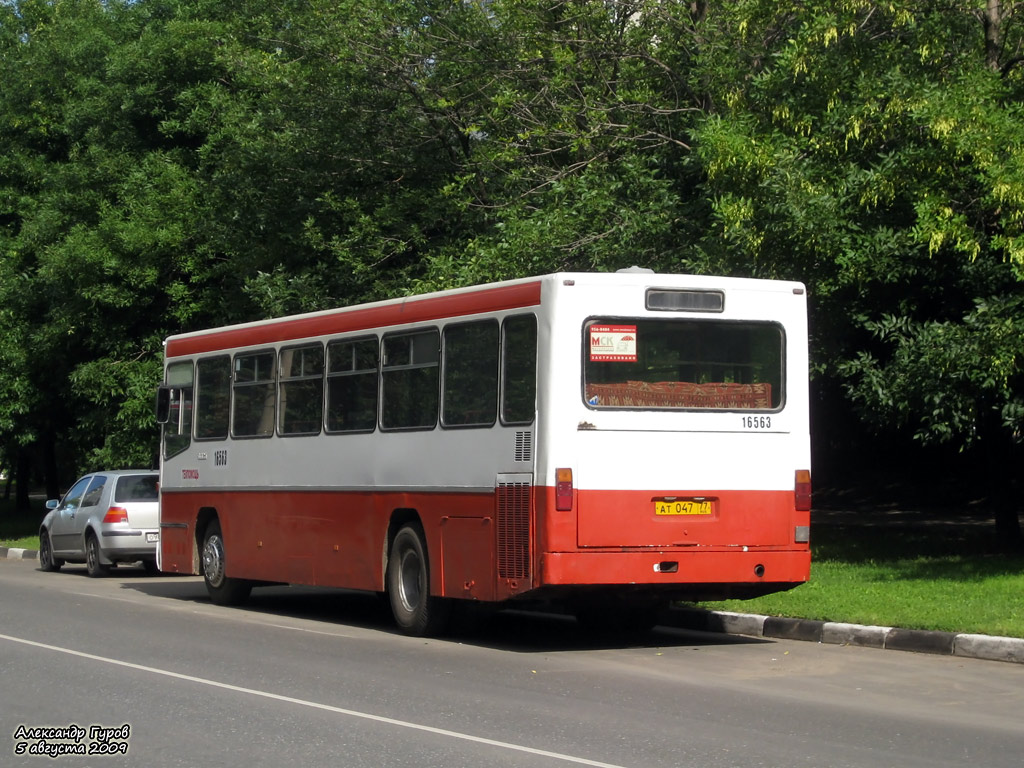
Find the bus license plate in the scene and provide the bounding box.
[655,500,713,516]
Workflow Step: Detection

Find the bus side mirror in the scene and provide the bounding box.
[155,386,172,424]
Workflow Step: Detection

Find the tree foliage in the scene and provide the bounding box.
[0,0,1021,539]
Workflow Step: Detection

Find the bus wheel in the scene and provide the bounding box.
[201,519,252,606]
[387,524,450,637]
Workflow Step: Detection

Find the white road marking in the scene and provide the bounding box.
[0,632,628,768]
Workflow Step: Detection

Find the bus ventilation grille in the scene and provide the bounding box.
[496,481,531,580]
[514,431,533,463]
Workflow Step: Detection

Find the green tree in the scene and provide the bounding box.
[688,0,1024,545]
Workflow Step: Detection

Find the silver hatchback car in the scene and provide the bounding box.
[39,470,160,576]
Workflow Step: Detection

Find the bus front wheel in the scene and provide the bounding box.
[387,524,450,637]
[201,519,252,606]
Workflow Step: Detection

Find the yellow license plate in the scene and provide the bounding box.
[655,500,713,516]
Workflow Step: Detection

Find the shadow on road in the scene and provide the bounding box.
[119,575,769,653]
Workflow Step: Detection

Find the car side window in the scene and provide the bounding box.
[59,477,93,512]
[81,476,107,509]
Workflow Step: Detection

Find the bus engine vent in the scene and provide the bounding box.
[514,431,533,463]
[496,479,531,580]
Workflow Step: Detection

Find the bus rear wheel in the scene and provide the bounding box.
[201,519,252,606]
[387,524,450,637]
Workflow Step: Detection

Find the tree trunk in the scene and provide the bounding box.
[14,447,32,513]
[983,0,1005,72]
[42,432,60,500]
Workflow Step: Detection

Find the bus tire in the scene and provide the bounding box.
[201,518,252,606]
[387,524,450,637]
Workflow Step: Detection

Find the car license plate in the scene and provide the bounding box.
[655,499,713,516]
[146,532,160,543]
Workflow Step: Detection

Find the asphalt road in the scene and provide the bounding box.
[2,558,1022,768]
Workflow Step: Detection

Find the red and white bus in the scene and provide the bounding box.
[156,270,811,635]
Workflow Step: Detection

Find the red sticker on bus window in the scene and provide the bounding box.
[590,325,638,362]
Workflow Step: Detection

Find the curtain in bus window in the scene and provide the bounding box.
[443,321,498,427]
[326,337,378,432]
[279,344,324,436]
[583,319,783,410]
[233,351,276,437]
[195,356,230,439]
[381,330,439,430]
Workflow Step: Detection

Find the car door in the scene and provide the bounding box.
[49,476,93,555]
[78,475,109,538]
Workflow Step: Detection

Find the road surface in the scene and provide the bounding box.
[2,558,1022,767]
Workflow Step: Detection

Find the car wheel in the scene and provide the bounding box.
[201,519,252,606]
[85,532,110,578]
[387,524,450,636]
[141,559,160,576]
[38,530,63,572]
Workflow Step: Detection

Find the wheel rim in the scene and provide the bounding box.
[40,535,51,567]
[397,548,423,613]
[203,534,226,588]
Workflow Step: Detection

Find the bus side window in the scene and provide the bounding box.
[279,344,324,436]
[381,330,439,430]
[163,361,194,459]
[501,315,537,425]
[232,350,276,438]
[442,320,498,428]
[195,356,231,440]
[326,337,378,433]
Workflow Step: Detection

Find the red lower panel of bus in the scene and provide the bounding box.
[574,487,799,548]
[541,549,810,589]
[159,486,809,603]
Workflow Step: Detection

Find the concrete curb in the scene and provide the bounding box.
[5,547,1023,663]
[667,608,1024,664]
[0,546,37,561]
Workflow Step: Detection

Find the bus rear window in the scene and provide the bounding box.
[583,319,783,410]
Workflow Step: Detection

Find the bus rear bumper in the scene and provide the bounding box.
[539,549,810,600]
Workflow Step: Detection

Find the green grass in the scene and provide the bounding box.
[702,523,1024,638]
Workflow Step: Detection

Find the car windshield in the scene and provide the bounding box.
[114,475,159,502]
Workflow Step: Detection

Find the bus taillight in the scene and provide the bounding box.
[555,468,574,511]
[795,469,812,511]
